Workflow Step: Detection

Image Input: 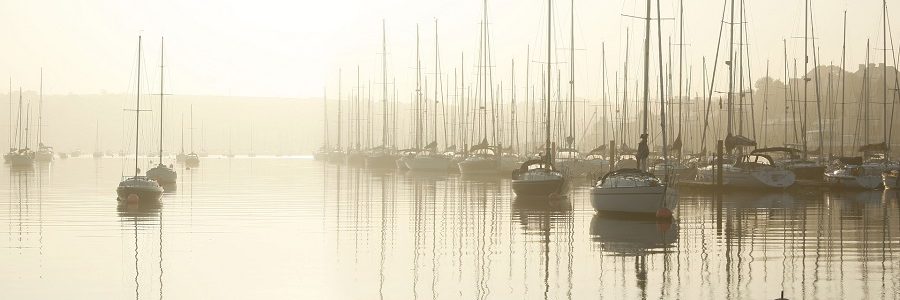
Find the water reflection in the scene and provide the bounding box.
[117,199,163,300]
[3,159,900,298]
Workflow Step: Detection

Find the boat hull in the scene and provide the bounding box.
[512,178,564,197]
[590,185,677,215]
[696,166,795,188]
[405,156,452,172]
[146,165,177,185]
[35,151,54,162]
[365,154,397,169]
[346,153,366,166]
[825,174,882,189]
[117,187,163,202]
[8,154,34,167]
[788,165,825,181]
[458,158,499,175]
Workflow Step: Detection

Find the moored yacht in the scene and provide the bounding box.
[591,169,677,216]
[405,150,453,172]
[512,159,565,197]
[117,36,163,202]
[696,153,796,188]
[824,157,883,189]
[145,37,177,189]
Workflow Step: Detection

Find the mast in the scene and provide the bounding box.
[158,37,165,163]
[189,105,194,153]
[642,0,651,138]
[801,0,809,159]
[415,24,422,150]
[134,35,142,177]
[38,68,42,149]
[678,0,684,145]
[434,19,440,149]
[526,46,530,152]
[883,0,889,157]
[545,0,552,162]
[623,28,630,146]
[656,0,669,178]
[382,19,388,149]
[726,0,734,145]
[840,11,847,157]
[568,0,575,149]
[337,69,342,151]
[602,42,608,144]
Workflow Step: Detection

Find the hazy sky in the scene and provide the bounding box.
[0,0,891,100]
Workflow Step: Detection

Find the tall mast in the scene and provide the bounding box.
[382,19,388,148]
[623,29,630,145]
[158,37,165,163]
[38,68,42,144]
[545,0,552,161]
[883,0,889,155]
[337,69,342,150]
[134,36,142,176]
[434,19,440,149]
[801,0,809,159]
[323,87,328,150]
[601,42,608,144]
[568,0,575,149]
[642,0,651,137]
[840,11,847,156]
[525,46,530,152]
[415,25,422,150]
[678,0,684,142]
[726,0,734,145]
[656,0,669,177]
[189,105,194,153]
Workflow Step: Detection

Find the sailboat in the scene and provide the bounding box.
[184,106,200,167]
[405,22,453,172]
[590,0,676,217]
[8,88,35,167]
[146,37,177,187]
[117,36,163,202]
[93,121,104,158]
[458,0,501,176]
[34,69,54,162]
[365,20,399,169]
[695,0,796,189]
[554,0,588,178]
[511,0,564,198]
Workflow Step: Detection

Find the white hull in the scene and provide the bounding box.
[590,185,677,215]
[458,157,499,175]
[405,156,453,172]
[825,174,882,189]
[696,165,795,188]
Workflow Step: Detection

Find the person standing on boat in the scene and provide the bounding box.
[637,133,649,171]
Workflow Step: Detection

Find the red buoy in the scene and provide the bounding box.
[656,208,673,219]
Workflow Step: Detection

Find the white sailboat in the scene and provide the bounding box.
[591,0,676,217]
[511,0,564,198]
[8,88,35,167]
[364,20,399,169]
[116,36,163,202]
[184,105,200,167]
[146,37,177,187]
[34,69,54,162]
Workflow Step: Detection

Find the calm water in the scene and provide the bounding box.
[2,158,899,299]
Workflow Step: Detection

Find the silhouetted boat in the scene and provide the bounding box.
[146,37,177,187]
[117,36,163,202]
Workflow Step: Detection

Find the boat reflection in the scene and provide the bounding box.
[117,199,164,300]
[589,215,678,256]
